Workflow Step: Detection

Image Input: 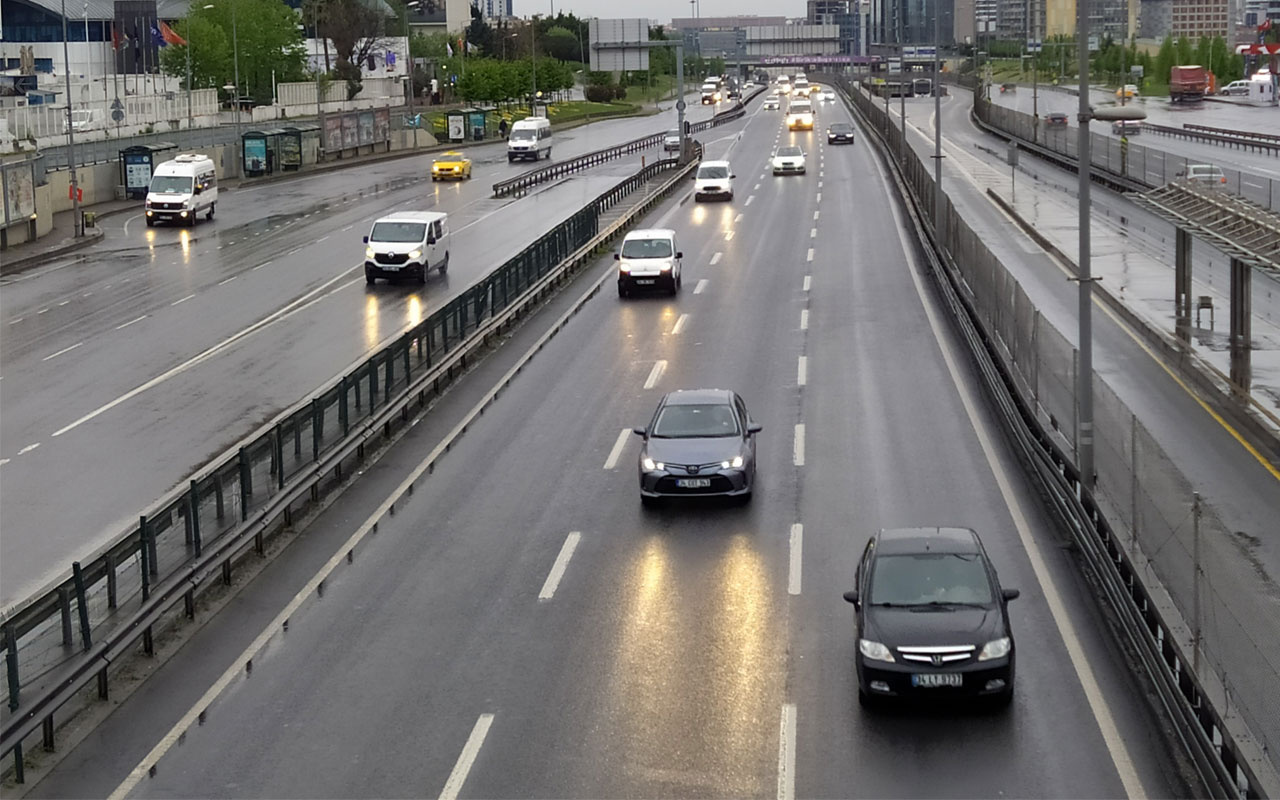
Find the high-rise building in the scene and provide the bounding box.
[870,0,956,45]
[1171,0,1228,37]
[476,0,512,20]
[808,0,866,53]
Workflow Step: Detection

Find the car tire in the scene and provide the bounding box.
[439,252,449,275]
[858,690,882,711]
[145,217,154,227]
[618,284,629,298]
[206,204,215,220]
[366,273,376,285]
[989,688,1014,711]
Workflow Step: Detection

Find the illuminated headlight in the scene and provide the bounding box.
[365,247,375,259]
[642,457,664,472]
[858,639,895,663]
[146,210,153,216]
[618,262,632,273]
[721,455,744,469]
[179,211,188,217]
[407,249,423,260]
[658,261,672,272]
[432,165,441,172]
[978,637,1011,661]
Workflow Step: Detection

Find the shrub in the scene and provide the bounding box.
[585,84,616,102]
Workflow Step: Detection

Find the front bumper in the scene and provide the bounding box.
[773,164,805,174]
[695,186,732,200]
[828,134,854,144]
[639,466,751,498]
[365,260,426,280]
[619,271,676,292]
[857,655,1014,700]
[145,207,192,222]
[432,168,468,180]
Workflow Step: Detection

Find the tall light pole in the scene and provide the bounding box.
[933,1,942,228]
[530,18,538,115]
[231,0,242,176]
[61,0,83,236]
[403,0,418,147]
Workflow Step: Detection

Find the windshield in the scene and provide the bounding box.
[652,403,740,438]
[621,238,673,259]
[665,130,680,139]
[510,129,536,141]
[830,124,851,132]
[777,146,803,157]
[434,153,464,162]
[869,553,994,605]
[370,221,427,243]
[150,176,193,194]
[697,165,730,179]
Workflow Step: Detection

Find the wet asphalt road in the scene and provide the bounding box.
[0,97,727,608]
[33,87,1186,800]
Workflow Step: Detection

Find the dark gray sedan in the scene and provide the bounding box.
[634,389,761,506]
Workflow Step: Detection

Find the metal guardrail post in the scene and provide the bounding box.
[6,625,21,712]
[188,481,202,558]
[339,376,349,436]
[312,399,322,461]
[238,447,252,520]
[385,350,395,397]
[72,563,91,651]
[139,516,151,601]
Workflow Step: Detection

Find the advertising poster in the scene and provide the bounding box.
[324,115,343,152]
[342,114,359,149]
[2,163,36,227]
[243,138,267,174]
[279,134,301,168]
[124,155,153,196]
[358,111,374,147]
[447,114,465,141]
[373,108,390,143]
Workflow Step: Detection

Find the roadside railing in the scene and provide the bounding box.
[1139,122,1280,155]
[829,72,1278,798]
[492,86,764,199]
[0,145,704,783]
[1184,123,1280,143]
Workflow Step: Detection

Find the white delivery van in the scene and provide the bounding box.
[701,81,722,104]
[616,228,682,297]
[363,211,450,285]
[145,153,217,227]
[507,117,552,162]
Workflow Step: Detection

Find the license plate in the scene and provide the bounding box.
[912,673,962,688]
[636,279,655,285]
[676,478,711,488]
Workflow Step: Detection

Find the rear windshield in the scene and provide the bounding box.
[651,403,739,438]
[869,553,994,605]
[150,176,192,193]
[621,238,673,259]
[697,165,730,179]
[370,222,427,243]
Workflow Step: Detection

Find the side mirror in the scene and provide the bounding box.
[193,186,202,195]
[1002,588,1021,601]
[731,174,737,179]
[842,590,859,606]
[632,426,646,437]
[676,251,684,259]
[691,175,697,180]
[427,235,437,245]
[614,253,621,260]
[747,422,763,434]
[362,235,369,243]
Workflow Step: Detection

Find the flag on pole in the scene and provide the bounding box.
[446,41,453,57]
[159,21,187,46]
[112,24,122,50]
[466,41,477,55]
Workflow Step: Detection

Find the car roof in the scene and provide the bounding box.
[376,211,446,223]
[829,122,852,128]
[874,527,983,556]
[511,117,548,127]
[623,228,676,241]
[662,389,734,406]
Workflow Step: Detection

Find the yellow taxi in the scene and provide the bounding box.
[431,151,472,181]
[1116,84,1140,99]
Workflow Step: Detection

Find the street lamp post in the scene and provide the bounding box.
[231,0,242,176]
[933,4,942,228]
[530,20,538,115]
[61,0,83,237]
[403,0,418,148]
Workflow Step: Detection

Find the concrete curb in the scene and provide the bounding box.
[2,226,104,275]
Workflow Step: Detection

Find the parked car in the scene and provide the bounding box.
[843,527,1020,708]
[634,389,761,506]
[1045,111,1069,128]
[1220,80,1252,96]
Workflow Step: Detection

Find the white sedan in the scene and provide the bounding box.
[822,90,836,101]
[771,145,806,175]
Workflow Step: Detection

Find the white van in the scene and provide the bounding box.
[701,81,722,104]
[616,228,682,297]
[693,160,735,202]
[507,117,552,162]
[145,153,217,227]
[363,211,450,284]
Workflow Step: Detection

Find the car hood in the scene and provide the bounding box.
[863,605,1005,648]
[645,437,744,466]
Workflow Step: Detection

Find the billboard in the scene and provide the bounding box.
[589,18,651,72]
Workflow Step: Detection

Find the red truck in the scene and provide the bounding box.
[1169,65,1208,103]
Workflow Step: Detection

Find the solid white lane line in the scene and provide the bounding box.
[671,313,689,335]
[538,532,582,600]
[793,424,805,466]
[797,356,807,387]
[316,235,329,243]
[806,248,814,262]
[603,428,631,470]
[42,342,83,362]
[725,230,734,241]
[252,260,272,271]
[789,524,803,595]
[170,294,195,306]
[735,213,744,223]
[800,309,809,330]
[694,279,709,294]
[778,704,797,800]
[803,275,811,291]
[644,360,667,389]
[810,228,817,238]
[115,315,148,330]
[37,308,49,315]
[710,252,723,266]
[17,443,40,456]
[438,713,495,800]
[218,276,237,285]
[878,157,1147,800]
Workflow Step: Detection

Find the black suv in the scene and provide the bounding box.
[843,527,1019,708]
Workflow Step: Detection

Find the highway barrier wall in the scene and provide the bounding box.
[828,73,1279,798]
[0,141,703,785]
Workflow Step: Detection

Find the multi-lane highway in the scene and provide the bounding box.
[27,88,1189,799]
[0,96,725,607]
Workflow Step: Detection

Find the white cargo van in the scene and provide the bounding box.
[145,154,217,227]
[363,211,450,284]
[507,117,552,162]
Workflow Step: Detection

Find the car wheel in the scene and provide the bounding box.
[206,204,215,220]
[858,690,882,711]
[618,284,628,298]
[145,218,154,227]
[989,688,1014,711]
[366,273,376,285]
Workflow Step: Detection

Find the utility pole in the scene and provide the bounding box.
[61,0,83,237]
[933,4,943,228]
[1075,0,1095,488]
[231,0,242,177]
[185,14,193,128]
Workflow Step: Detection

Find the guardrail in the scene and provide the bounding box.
[0,144,704,783]
[1184,123,1280,143]
[828,72,1275,798]
[491,86,765,199]
[1139,122,1280,155]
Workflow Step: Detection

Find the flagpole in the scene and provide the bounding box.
[185,20,192,127]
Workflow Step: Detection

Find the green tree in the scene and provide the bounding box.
[162,0,305,105]
[159,16,232,92]
[304,0,392,99]
[540,26,580,63]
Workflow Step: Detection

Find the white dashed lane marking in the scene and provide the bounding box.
[538,532,582,600]
[710,252,723,266]
[171,294,195,306]
[793,424,806,466]
[115,315,147,330]
[797,356,808,387]
[42,342,83,361]
[643,360,667,389]
[17,443,40,456]
[803,275,811,291]
[694,279,709,294]
[800,309,809,330]
[603,428,631,470]
[671,314,689,335]
[806,248,814,262]
[789,524,804,595]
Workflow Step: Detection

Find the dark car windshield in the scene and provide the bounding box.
[370,222,427,243]
[777,146,803,157]
[621,238,673,259]
[651,403,740,438]
[698,165,730,179]
[829,124,851,132]
[150,176,193,193]
[869,553,994,605]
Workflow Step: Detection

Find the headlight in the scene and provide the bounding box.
[365,247,375,259]
[432,164,441,172]
[407,249,423,260]
[979,637,1011,661]
[858,639,895,663]
[659,262,672,271]
[642,457,664,472]
[618,262,632,273]
[721,455,744,469]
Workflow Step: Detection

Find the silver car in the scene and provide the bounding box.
[634,389,761,506]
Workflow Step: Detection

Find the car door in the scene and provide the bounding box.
[427,219,444,269]
[734,394,755,466]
